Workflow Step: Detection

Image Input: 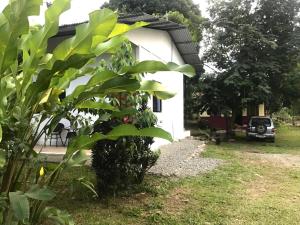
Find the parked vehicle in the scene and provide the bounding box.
[246,116,275,142]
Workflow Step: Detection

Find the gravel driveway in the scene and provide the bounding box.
[149,138,222,177]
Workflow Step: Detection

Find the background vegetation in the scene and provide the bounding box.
[103,0,204,42]
[189,0,300,124]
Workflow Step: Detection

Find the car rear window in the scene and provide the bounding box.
[251,118,271,126]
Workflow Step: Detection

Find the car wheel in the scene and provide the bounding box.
[256,124,267,134]
[270,137,275,143]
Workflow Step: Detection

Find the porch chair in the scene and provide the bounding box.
[45,123,65,147]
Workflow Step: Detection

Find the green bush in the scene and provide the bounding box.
[92,109,159,196]
[90,41,162,196]
[273,107,293,125]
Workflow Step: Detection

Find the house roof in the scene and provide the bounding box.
[56,13,202,75]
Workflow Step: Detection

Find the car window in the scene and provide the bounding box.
[251,118,271,126]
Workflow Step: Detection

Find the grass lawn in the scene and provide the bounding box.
[51,125,300,225]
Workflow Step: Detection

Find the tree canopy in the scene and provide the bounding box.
[103,0,204,42]
[197,0,300,122]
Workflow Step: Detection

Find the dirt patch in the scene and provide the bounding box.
[164,187,192,215]
[243,152,300,200]
[118,192,150,208]
[245,152,300,168]
[245,174,280,200]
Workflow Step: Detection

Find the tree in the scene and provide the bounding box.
[103,0,204,42]
[197,0,300,133]
[201,0,273,131]
[255,0,300,112]
[0,1,195,224]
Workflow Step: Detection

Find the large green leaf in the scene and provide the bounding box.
[67,133,106,155]
[9,192,30,221]
[51,9,117,63]
[93,35,127,55]
[98,76,141,93]
[0,0,43,73]
[139,80,176,99]
[25,185,56,201]
[64,70,119,101]
[50,68,79,90]
[46,9,148,72]
[108,22,148,38]
[21,0,71,89]
[87,70,119,86]
[124,61,196,77]
[28,10,150,104]
[107,124,173,142]
[65,60,194,103]
[50,66,95,90]
[72,77,141,102]
[25,55,91,107]
[65,150,90,168]
[66,124,173,154]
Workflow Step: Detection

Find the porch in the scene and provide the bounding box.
[34,145,91,163]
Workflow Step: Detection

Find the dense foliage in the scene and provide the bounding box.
[190,0,300,130]
[92,110,159,195]
[0,1,195,224]
[103,0,204,42]
[92,42,160,195]
[255,0,300,112]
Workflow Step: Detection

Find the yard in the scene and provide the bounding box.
[52,125,300,225]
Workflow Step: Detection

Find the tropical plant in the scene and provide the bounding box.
[91,41,160,196]
[92,115,160,196]
[0,0,195,224]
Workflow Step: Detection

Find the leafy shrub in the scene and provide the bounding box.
[91,41,163,196]
[273,107,293,125]
[92,108,159,196]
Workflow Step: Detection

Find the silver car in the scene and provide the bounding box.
[246,116,275,142]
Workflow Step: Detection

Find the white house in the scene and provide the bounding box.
[41,13,201,148]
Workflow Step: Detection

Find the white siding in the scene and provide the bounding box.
[126,28,187,149]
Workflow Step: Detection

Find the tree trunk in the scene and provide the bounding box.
[227,108,237,138]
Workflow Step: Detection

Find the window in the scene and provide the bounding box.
[250,118,271,127]
[153,96,162,112]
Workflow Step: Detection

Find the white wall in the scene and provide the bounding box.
[126,28,188,149]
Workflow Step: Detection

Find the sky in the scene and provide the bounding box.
[0,0,209,25]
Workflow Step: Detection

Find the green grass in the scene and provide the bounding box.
[51,125,300,225]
